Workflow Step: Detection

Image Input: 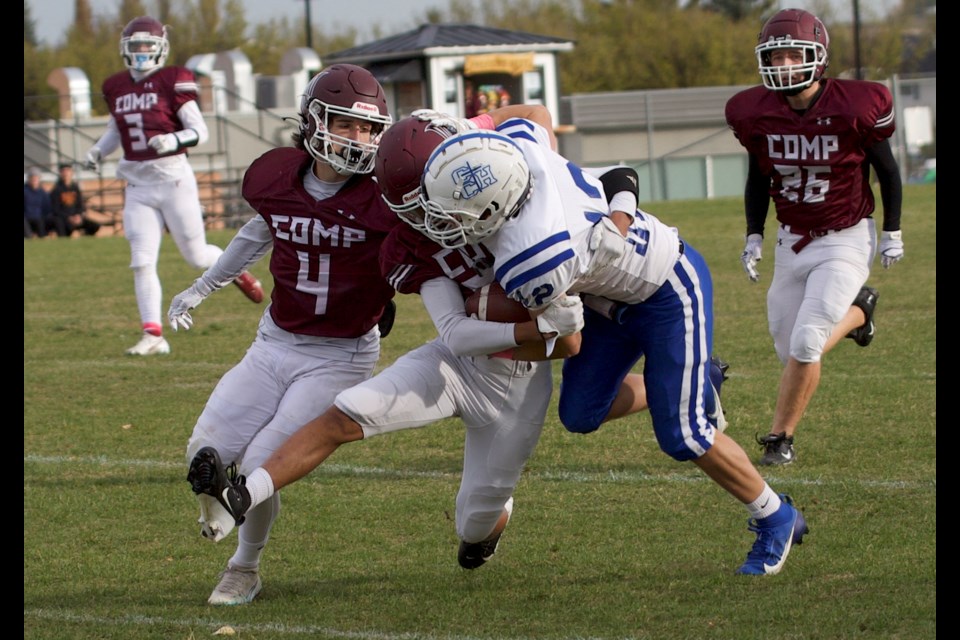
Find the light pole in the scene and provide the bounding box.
[853,0,862,80]
[302,0,313,49]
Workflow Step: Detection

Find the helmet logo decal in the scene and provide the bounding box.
[351,101,381,116]
[452,163,497,200]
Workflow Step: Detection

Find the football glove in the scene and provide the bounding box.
[879,230,904,269]
[589,216,626,269]
[536,295,585,357]
[168,278,215,331]
[740,233,764,282]
[84,148,101,172]
[377,300,397,339]
[410,108,476,133]
[148,133,180,155]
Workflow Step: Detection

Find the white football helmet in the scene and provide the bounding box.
[374,114,476,234]
[419,131,532,249]
[120,16,169,73]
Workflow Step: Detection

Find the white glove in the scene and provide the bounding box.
[740,233,764,282]
[410,109,476,133]
[536,295,585,357]
[168,279,214,331]
[148,133,180,155]
[84,148,101,171]
[589,216,626,269]
[879,230,904,269]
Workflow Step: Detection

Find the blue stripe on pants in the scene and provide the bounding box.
[559,240,716,461]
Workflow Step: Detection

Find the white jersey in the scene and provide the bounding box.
[488,119,682,309]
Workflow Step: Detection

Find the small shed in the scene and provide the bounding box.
[325,23,574,122]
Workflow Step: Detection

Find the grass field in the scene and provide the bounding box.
[24,185,936,640]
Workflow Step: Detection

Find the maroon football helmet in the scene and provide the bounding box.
[373,114,474,232]
[298,64,392,175]
[755,9,829,92]
[120,16,169,73]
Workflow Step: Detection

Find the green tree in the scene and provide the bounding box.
[74,0,95,38]
[25,0,934,120]
[686,0,774,22]
[242,19,297,75]
[117,0,149,25]
[24,0,38,47]
[25,46,59,120]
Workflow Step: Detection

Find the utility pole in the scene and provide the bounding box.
[302,0,313,49]
[853,0,862,80]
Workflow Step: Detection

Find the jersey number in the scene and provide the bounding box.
[775,164,830,203]
[296,250,331,315]
[123,113,149,151]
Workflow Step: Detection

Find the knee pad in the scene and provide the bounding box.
[130,258,156,272]
[182,244,223,271]
[558,403,603,434]
[789,323,828,363]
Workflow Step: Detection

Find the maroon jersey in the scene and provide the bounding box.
[243,147,400,338]
[725,78,895,232]
[101,66,198,161]
[380,224,496,297]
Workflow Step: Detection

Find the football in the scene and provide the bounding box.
[464,283,531,323]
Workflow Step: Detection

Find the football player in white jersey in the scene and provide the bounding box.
[183,110,652,574]
[405,119,808,576]
[85,16,262,356]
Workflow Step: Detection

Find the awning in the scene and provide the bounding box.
[464,53,536,76]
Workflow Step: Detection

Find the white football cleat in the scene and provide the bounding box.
[208,565,262,606]
[125,333,170,356]
[197,493,236,542]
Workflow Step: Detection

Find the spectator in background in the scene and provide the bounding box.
[24,167,53,239]
[49,164,101,237]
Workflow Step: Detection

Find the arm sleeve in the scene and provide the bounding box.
[744,153,771,236]
[469,113,495,130]
[174,100,209,147]
[420,277,521,357]
[865,139,903,232]
[197,215,273,290]
[93,117,122,157]
[582,165,639,218]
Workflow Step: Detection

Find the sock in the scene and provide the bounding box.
[244,467,276,510]
[746,485,782,520]
[143,322,163,337]
[230,493,280,570]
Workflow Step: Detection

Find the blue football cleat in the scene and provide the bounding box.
[736,494,808,575]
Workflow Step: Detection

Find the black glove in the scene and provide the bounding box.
[378,300,397,339]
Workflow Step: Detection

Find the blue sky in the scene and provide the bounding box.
[28,0,440,46]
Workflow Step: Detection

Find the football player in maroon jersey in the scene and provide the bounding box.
[183,111,654,581]
[725,9,904,465]
[170,64,395,605]
[84,16,262,356]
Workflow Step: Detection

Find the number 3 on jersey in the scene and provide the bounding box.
[123,113,149,151]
